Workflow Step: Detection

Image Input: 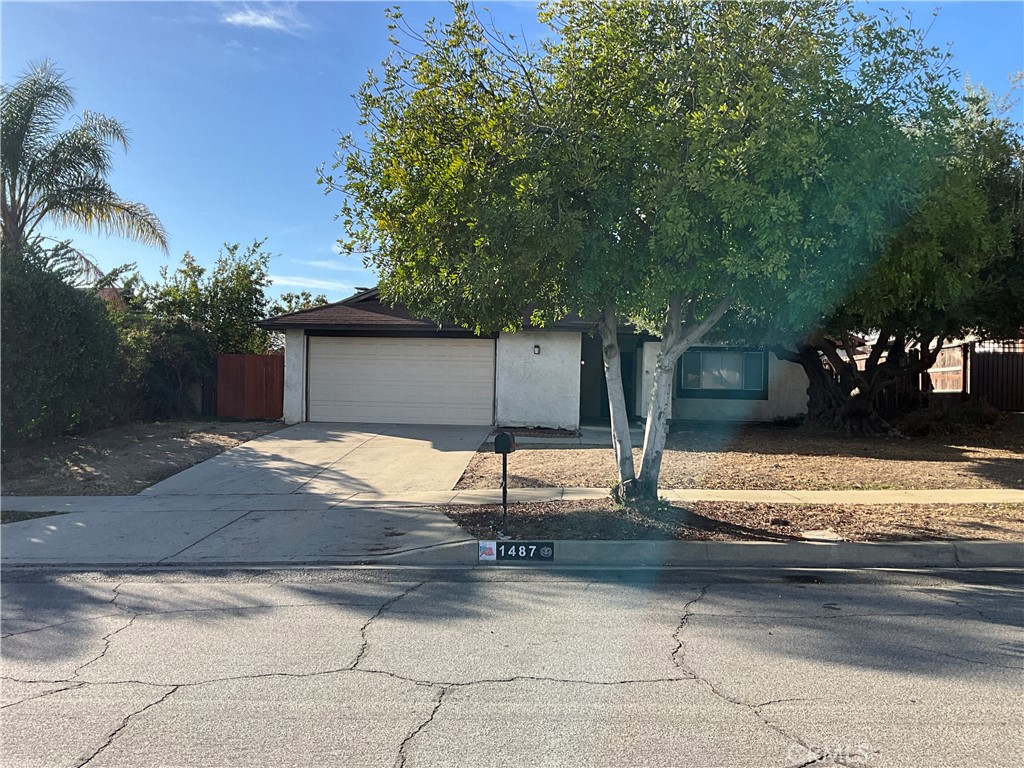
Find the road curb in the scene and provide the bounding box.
[450,539,1024,568]
[2,541,1020,570]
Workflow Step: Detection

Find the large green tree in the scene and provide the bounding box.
[146,240,274,355]
[324,0,958,498]
[763,85,1023,434]
[1,60,167,254]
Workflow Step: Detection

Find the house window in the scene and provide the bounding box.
[678,348,769,400]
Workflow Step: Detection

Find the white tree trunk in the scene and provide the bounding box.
[598,305,636,497]
[636,293,733,499]
[636,354,675,497]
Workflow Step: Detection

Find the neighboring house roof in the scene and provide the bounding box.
[258,287,596,334]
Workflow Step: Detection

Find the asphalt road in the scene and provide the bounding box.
[2,567,1021,768]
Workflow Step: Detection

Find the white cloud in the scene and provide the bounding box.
[268,275,352,291]
[297,259,370,274]
[221,3,309,34]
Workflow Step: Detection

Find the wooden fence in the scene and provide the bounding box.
[970,343,1024,411]
[216,354,284,420]
[922,341,1024,412]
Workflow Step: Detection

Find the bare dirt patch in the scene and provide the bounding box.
[1,510,68,525]
[456,418,1024,491]
[1,420,284,496]
[442,499,1024,542]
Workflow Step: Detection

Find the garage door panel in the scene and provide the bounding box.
[307,337,494,425]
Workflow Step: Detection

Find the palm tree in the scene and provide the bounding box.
[1,60,168,254]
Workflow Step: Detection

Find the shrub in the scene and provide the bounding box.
[1,243,121,453]
[109,309,215,421]
[897,398,1001,436]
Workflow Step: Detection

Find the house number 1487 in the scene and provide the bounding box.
[499,544,536,557]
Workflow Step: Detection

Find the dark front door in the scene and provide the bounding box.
[579,334,639,423]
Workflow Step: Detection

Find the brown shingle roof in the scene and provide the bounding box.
[258,288,596,333]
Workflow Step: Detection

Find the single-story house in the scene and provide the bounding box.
[257,288,809,429]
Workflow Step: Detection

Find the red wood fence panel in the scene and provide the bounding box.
[216,354,284,420]
[927,345,967,394]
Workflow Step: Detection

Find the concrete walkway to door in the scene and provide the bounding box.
[141,423,491,498]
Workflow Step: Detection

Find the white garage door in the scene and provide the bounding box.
[307,337,495,425]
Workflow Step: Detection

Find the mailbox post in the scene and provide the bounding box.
[493,431,517,533]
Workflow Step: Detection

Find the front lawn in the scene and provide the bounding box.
[456,417,1024,491]
[1,420,283,496]
[442,500,1024,542]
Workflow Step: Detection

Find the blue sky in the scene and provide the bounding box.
[3,1,1022,302]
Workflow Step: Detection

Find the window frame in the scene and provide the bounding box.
[675,347,770,400]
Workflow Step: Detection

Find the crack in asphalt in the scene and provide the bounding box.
[1,583,132,639]
[353,666,697,688]
[753,697,815,709]
[109,583,132,613]
[2,612,126,639]
[787,757,828,768]
[3,598,418,638]
[670,583,709,669]
[352,579,434,669]
[4,668,699,698]
[0,681,87,710]
[394,684,449,768]
[385,671,708,768]
[70,613,138,679]
[74,686,179,768]
[905,643,1023,670]
[913,589,1018,624]
[9,577,1012,766]
[669,583,827,767]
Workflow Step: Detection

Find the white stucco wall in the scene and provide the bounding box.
[495,331,581,430]
[672,351,808,421]
[635,343,809,422]
[283,329,307,424]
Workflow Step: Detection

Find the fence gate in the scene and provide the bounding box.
[216,354,284,420]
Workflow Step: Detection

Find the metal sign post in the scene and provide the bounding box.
[492,431,517,535]
[501,452,509,531]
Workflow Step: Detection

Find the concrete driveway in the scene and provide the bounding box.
[142,422,490,498]
[1,424,490,566]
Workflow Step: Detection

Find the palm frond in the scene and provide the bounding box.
[79,111,130,151]
[36,121,120,190]
[1,60,74,180]
[51,194,169,253]
[1,60,168,251]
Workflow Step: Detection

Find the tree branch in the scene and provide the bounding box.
[664,293,733,361]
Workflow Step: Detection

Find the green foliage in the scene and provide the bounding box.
[325,0,967,476]
[109,308,214,421]
[1,241,121,452]
[747,84,1023,434]
[1,60,167,253]
[269,291,329,317]
[145,240,274,354]
[326,0,958,338]
[266,291,329,352]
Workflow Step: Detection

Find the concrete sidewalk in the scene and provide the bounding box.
[4,487,1020,513]
[0,496,474,566]
[1,486,1021,568]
